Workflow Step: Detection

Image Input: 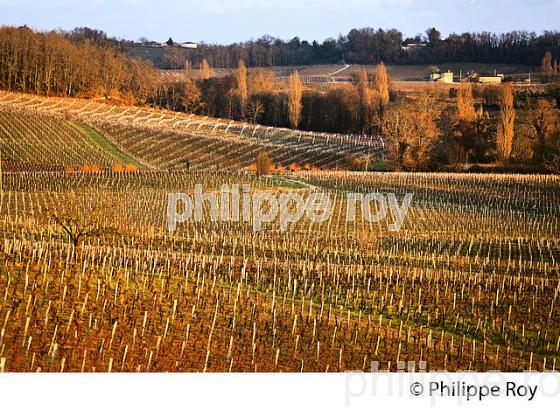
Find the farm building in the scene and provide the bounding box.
[430,70,454,83]
[144,41,162,48]
[401,42,427,52]
[476,74,504,84]
[181,42,198,49]
[465,72,504,84]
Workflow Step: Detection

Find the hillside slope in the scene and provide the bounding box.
[0,92,386,171]
[0,111,134,171]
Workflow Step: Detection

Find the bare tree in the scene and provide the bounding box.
[453,83,479,164]
[521,98,560,168]
[183,59,192,76]
[381,104,415,171]
[256,152,273,176]
[247,98,265,124]
[381,94,440,171]
[350,153,373,172]
[288,71,303,129]
[541,51,554,74]
[45,189,127,251]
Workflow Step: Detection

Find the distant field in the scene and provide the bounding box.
[294,63,535,81]
[387,63,535,80]
[155,62,537,85]
[126,46,167,68]
[126,44,536,79]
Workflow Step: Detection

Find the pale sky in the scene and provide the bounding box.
[1,0,559,43]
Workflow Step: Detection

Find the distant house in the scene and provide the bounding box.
[402,42,427,52]
[430,70,454,83]
[144,41,162,48]
[181,42,198,49]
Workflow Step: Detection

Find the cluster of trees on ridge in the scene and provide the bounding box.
[132,27,560,69]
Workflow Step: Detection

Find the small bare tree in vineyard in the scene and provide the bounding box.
[45,189,125,251]
[256,152,273,176]
[354,153,373,172]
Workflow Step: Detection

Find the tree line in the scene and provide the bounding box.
[133,28,560,69]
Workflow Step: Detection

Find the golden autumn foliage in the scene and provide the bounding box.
[237,59,248,116]
[199,59,214,80]
[456,83,477,122]
[248,68,276,94]
[382,94,440,171]
[113,164,124,173]
[78,164,102,173]
[0,26,158,101]
[288,71,303,129]
[125,164,138,173]
[497,83,515,163]
[372,62,390,107]
[182,75,202,113]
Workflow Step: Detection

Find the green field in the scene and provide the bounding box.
[74,122,141,166]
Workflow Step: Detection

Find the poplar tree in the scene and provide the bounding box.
[497,83,515,163]
[456,83,476,122]
[372,62,390,107]
[288,71,302,129]
[199,59,214,80]
[237,59,248,118]
[357,68,373,134]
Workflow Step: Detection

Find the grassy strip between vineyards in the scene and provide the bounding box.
[73,122,140,167]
